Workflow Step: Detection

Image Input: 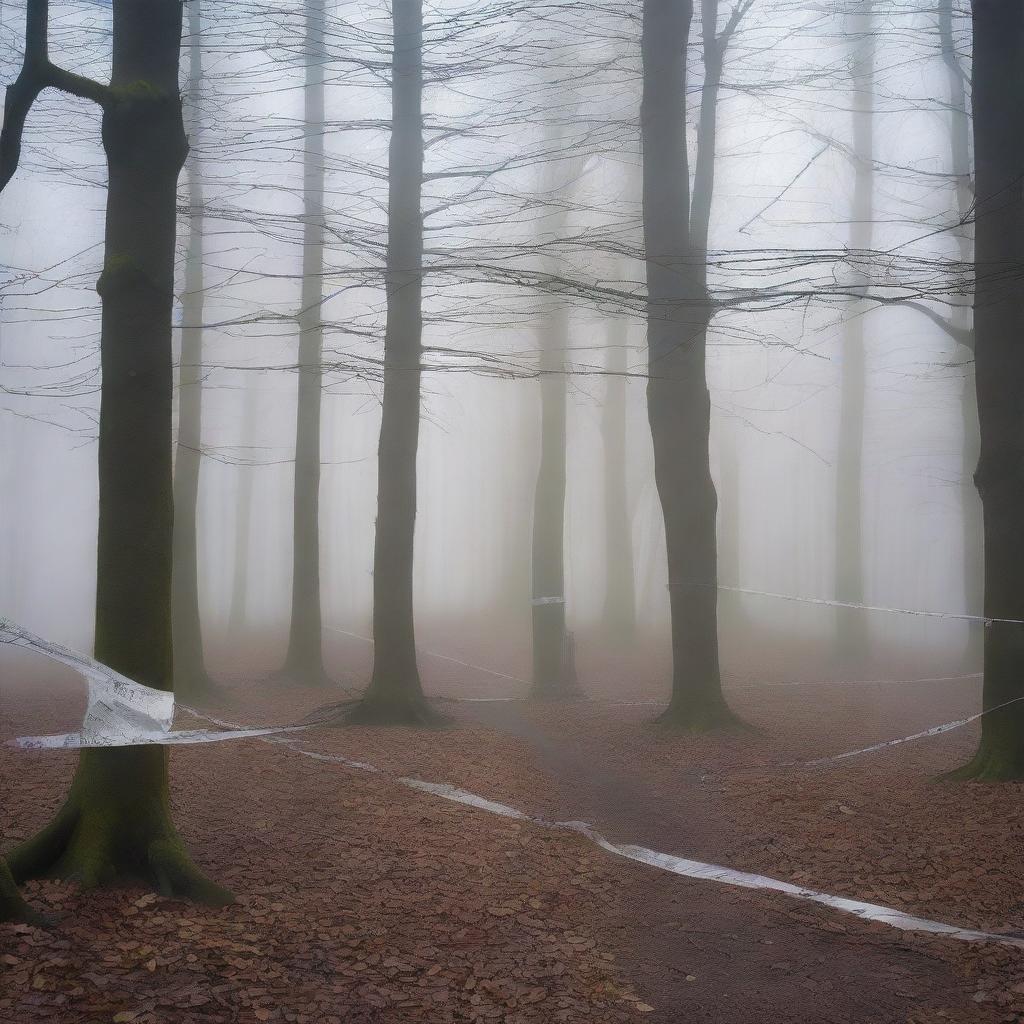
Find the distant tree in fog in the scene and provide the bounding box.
[640,0,750,728]
[347,0,435,724]
[283,0,332,688]
[172,0,217,701]
[1,0,232,902]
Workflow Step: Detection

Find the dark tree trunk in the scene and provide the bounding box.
[8,0,231,903]
[953,1,1024,780]
[284,0,329,686]
[835,0,873,666]
[531,306,575,698]
[348,0,432,724]
[171,0,214,701]
[601,323,636,640]
[641,0,734,728]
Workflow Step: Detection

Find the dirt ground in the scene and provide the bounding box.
[2,621,1023,1023]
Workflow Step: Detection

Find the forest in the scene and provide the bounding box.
[1,0,1024,1021]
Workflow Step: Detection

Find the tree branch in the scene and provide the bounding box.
[0,0,110,193]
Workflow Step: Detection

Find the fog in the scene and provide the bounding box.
[1,0,976,683]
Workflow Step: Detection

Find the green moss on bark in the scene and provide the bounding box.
[8,748,233,905]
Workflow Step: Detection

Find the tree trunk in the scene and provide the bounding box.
[171,0,213,701]
[228,385,257,636]
[940,0,983,669]
[8,0,231,904]
[835,0,874,666]
[953,1,1024,780]
[284,0,329,686]
[641,0,733,728]
[348,0,432,724]
[601,322,636,640]
[531,307,574,698]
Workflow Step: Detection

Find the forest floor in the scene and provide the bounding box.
[2,621,1023,1023]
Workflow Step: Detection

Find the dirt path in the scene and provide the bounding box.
[460,700,990,1023]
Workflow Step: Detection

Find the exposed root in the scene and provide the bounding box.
[0,858,49,927]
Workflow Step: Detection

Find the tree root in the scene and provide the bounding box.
[7,771,234,906]
[0,858,49,927]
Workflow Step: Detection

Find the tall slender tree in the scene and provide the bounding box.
[640,0,749,728]
[601,321,637,640]
[953,0,1024,780]
[172,0,215,700]
[284,0,330,686]
[834,0,874,666]
[229,384,258,636]
[348,0,433,723]
[531,298,574,697]
[0,0,232,902]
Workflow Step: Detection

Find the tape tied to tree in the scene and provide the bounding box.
[0,619,309,749]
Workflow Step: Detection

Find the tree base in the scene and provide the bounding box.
[0,859,49,927]
[342,694,446,727]
[173,670,224,707]
[652,699,747,733]
[8,750,234,906]
[945,743,1024,782]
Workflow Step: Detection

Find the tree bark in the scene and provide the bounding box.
[284,0,329,685]
[641,0,734,728]
[0,855,43,925]
[348,0,432,724]
[953,1,1024,780]
[601,323,636,640]
[8,0,231,903]
[171,0,214,701]
[835,0,874,666]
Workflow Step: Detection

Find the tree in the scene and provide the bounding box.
[834,0,874,666]
[172,0,215,701]
[952,0,1024,780]
[347,0,434,724]
[601,319,637,640]
[531,295,575,697]
[0,0,232,902]
[283,0,331,687]
[639,0,749,728]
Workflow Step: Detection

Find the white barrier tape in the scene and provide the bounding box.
[805,696,1024,767]
[669,583,1024,626]
[1,619,312,749]
[530,597,566,607]
[349,773,1024,949]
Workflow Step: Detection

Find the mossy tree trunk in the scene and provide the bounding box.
[172,0,214,702]
[349,0,433,725]
[0,855,43,925]
[640,0,737,729]
[284,0,330,687]
[953,0,1024,780]
[6,0,231,903]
